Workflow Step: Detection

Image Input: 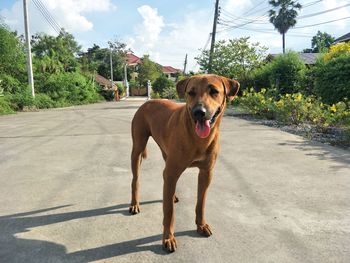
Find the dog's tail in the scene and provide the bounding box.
[140,148,147,164]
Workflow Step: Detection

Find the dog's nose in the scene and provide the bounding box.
[192,105,206,120]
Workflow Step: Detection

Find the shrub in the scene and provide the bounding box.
[0,74,24,93]
[239,88,275,119]
[34,93,56,109]
[238,89,350,127]
[0,96,14,114]
[151,91,161,99]
[153,76,175,94]
[5,87,35,111]
[39,72,100,104]
[251,63,272,91]
[161,85,178,100]
[324,42,350,61]
[313,54,350,104]
[268,52,306,95]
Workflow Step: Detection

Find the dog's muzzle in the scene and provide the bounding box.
[191,104,221,139]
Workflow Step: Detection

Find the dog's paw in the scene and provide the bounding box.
[129,204,140,214]
[174,195,179,203]
[163,236,177,253]
[197,224,213,237]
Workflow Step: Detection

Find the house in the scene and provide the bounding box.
[126,52,181,81]
[298,53,320,66]
[162,66,181,81]
[95,74,116,90]
[126,53,141,81]
[334,32,350,44]
[268,53,320,66]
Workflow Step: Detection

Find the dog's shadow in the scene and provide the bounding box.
[0,201,199,262]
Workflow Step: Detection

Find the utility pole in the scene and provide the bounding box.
[23,0,35,98]
[110,48,114,88]
[183,54,188,75]
[208,0,220,73]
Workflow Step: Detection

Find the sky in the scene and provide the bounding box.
[1,0,350,72]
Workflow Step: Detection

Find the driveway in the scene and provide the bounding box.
[0,100,349,262]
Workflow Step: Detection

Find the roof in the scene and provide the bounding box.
[334,32,350,44]
[269,53,320,65]
[95,74,116,89]
[162,66,180,74]
[298,53,320,65]
[127,53,141,65]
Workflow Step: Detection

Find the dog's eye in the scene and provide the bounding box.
[209,88,219,97]
[188,90,196,97]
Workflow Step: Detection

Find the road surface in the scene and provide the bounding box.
[0,100,349,262]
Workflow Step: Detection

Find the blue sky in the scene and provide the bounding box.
[1,0,350,71]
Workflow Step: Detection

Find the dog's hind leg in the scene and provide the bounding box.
[129,124,149,215]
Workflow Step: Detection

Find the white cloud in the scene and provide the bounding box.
[133,5,164,49]
[223,0,253,14]
[127,6,213,71]
[0,0,116,35]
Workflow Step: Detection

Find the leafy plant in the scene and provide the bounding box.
[313,54,350,104]
[161,85,178,100]
[153,76,175,94]
[195,37,268,80]
[268,52,306,94]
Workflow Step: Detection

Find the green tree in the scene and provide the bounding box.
[311,31,335,53]
[268,52,306,94]
[269,0,302,54]
[137,55,162,86]
[0,24,26,80]
[31,29,81,73]
[79,40,127,81]
[153,75,174,94]
[314,54,350,104]
[195,37,268,80]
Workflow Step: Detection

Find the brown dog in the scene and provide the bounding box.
[129,74,239,252]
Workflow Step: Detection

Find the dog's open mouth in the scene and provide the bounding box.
[194,108,221,139]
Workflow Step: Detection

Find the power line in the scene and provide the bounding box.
[299,3,350,19]
[217,25,312,38]
[302,0,324,8]
[32,0,61,34]
[33,0,61,32]
[242,0,267,16]
[293,15,350,28]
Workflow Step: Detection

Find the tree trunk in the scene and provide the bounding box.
[282,33,285,54]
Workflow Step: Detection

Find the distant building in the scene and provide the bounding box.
[95,74,116,90]
[268,53,320,66]
[126,52,181,81]
[162,66,181,81]
[334,32,350,44]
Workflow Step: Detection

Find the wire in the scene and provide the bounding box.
[35,0,61,31]
[294,15,350,28]
[302,0,324,8]
[299,3,350,19]
[242,0,267,16]
[32,0,61,34]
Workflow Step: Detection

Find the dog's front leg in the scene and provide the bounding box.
[196,168,214,237]
[162,162,184,253]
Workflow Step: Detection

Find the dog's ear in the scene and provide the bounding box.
[176,77,191,98]
[220,77,240,101]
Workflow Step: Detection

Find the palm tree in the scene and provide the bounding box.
[269,0,302,54]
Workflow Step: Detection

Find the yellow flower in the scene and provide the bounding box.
[330,104,337,113]
[294,94,302,102]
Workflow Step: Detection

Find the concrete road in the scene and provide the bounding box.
[0,100,349,263]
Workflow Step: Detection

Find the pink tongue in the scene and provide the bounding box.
[195,120,211,138]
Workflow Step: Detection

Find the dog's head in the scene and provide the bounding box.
[176,74,240,138]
